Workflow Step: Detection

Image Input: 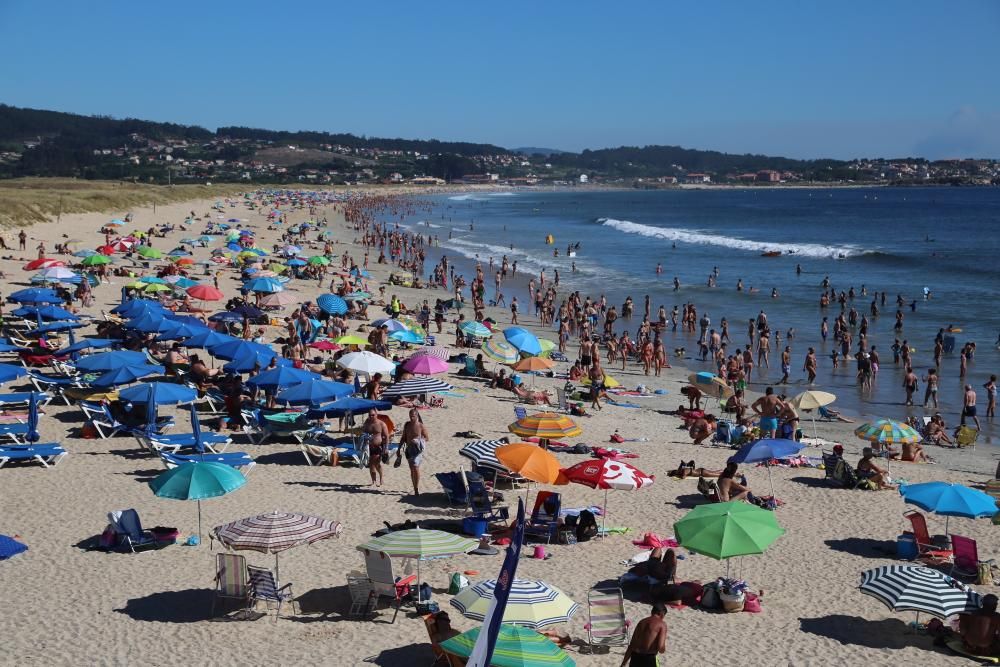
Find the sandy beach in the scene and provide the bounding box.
[1,191,998,667]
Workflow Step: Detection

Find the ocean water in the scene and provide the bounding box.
[399,187,1000,438]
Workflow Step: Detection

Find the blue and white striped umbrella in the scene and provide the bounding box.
[458,439,510,473]
[381,377,452,399]
[316,294,348,315]
[451,579,580,629]
[860,565,982,620]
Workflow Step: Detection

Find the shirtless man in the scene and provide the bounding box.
[779,346,791,384]
[803,347,817,384]
[363,409,391,487]
[621,603,668,667]
[962,384,981,430]
[400,408,429,496]
[903,368,918,406]
[751,387,783,438]
[959,594,1000,656]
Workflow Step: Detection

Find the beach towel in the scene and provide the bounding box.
[303,444,334,464]
[598,526,630,536]
[558,506,603,518]
[606,398,641,408]
[632,533,679,549]
[592,447,638,459]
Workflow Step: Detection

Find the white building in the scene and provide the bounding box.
[579,174,589,184]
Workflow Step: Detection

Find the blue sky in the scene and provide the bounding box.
[1,1,998,159]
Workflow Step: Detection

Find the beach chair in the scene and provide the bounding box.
[347,572,377,619]
[362,549,416,623]
[159,450,255,474]
[0,443,67,468]
[107,509,158,552]
[903,510,953,563]
[303,431,368,467]
[211,552,249,617]
[136,430,232,455]
[464,471,509,524]
[424,612,452,665]
[247,565,297,622]
[555,386,568,413]
[27,371,84,405]
[80,401,128,439]
[0,392,52,408]
[956,426,979,450]
[436,472,469,505]
[524,491,561,544]
[513,405,529,421]
[582,586,631,653]
[950,534,992,582]
[462,356,479,377]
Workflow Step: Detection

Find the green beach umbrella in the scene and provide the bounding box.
[482,338,520,364]
[308,255,330,265]
[357,527,477,589]
[674,501,784,574]
[537,338,556,356]
[81,254,111,267]
[143,283,171,293]
[439,624,575,667]
[460,320,492,338]
[137,246,163,259]
[149,462,246,541]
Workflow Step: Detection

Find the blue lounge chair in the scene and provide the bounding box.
[0,443,67,468]
[436,471,469,505]
[27,371,86,405]
[523,491,561,544]
[247,565,297,622]
[135,430,232,454]
[465,471,509,524]
[0,392,52,408]
[159,450,255,474]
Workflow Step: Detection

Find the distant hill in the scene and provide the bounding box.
[512,147,568,157]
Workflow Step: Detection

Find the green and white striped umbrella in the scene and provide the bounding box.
[356,528,477,560]
[440,624,575,667]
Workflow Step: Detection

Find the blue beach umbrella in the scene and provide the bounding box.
[372,318,410,333]
[209,339,273,362]
[73,351,149,372]
[127,311,167,333]
[0,342,28,353]
[184,329,235,350]
[390,330,424,344]
[58,338,118,356]
[9,288,63,305]
[729,438,807,496]
[244,277,283,293]
[90,363,164,387]
[208,311,244,324]
[33,321,85,335]
[246,366,320,390]
[316,294,348,315]
[118,382,198,406]
[275,379,354,406]
[460,321,492,338]
[287,258,307,267]
[26,392,40,443]
[900,482,999,534]
[112,299,164,317]
[223,350,281,373]
[0,535,28,560]
[307,396,393,418]
[503,327,541,355]
[12,305,79,322]
[155,321,208,341]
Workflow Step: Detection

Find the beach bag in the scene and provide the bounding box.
[448,573,469,595]
[743,593,762,613]
[700,584,720,610]
[576,510,598,542]
[715,420,733,444]
[720,590,745,613]
[978,562,994,586]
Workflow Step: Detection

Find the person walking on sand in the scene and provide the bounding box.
[751,386,783,438]
[510,296,519,325]
[621,603,667,667]
[399,408,428,496]
[363,409,390,488]
[962,384,981,430]
[589,357,606,411]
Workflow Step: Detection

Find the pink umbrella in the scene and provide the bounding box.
[402,354,449,375]
[309,340,341,352]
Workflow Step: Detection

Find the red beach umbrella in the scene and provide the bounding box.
[186,285,224,301]
[562,459,654,535]
[24,258,64,271]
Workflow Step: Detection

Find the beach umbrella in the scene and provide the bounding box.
[687,372,734,400]
[276,379,354,405]
[372,318,410,333]
[307,256,329,266]
[245,277,284,293]
[139,276,168,285]
[482,339,520,364]
[260,292,297,307]
[149,462,246,540]
[12,305,78,322]
[209,338,273,361]
[413,346,451,361]
[40,267,77,281]
[401,355,449,375]
[562,458,654,536]
[154,321,207,341]
[308,340,341,352]
[212,511,342,579]
[899,482,998,534]
[187,284,224,301]
[223,350,281,374]
[118,382,197,405]
[73,249,97,258]
[32,320,85,335]
[80,254,111,267]
[729,438,808,495]
[90,363,163,387]
[537,338,556,356]
[791,389,837,439]
[504,327,542,356]
[512,357,555,372]
[859,565,981,624]
[451,579,580,629]
[439,625,575,667]
[183,329,235,350]
[508,412,582,442]
[246,366,319,390]
[23,258,63,271]
[112,299,164,317]
[459,439,514,475]
[674,502,785,575]
[136,246,162,259]
[381,377,452,399]
[390,330,424,345]
[143,283,171,293]
[336,351,394,376]
[287,258,307,267]
[356,528,477,589]
[72,350,149,372]
[56,338,117,356]
[343,291,371,301]
[9,288,63,304]
[307,396,393,418]
[316,294,348,315]
[333,335,370,348]
[460,320,492,338]
[0,535,28,560]
[855,419,919,446]
[580,374,622,389]
[496,442,566,485]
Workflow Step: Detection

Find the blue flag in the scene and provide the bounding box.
[468,498,525,667]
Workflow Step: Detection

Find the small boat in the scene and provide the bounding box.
[761,251,782,258]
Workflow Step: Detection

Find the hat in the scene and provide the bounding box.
[833,444,844,454]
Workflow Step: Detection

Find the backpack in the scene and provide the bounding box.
[715,420,733,444]
[576,510,598,542]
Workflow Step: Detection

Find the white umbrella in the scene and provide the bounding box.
[792,390,837,440]
[336,351,395,376]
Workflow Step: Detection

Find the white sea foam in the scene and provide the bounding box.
[599,218,866,259]
[441,237,604,280]
[485,192,517,197]
[448,194,475,201]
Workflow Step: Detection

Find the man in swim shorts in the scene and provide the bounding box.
[621,603,667,667]
[752,386,783,438]
[962,384,981,430]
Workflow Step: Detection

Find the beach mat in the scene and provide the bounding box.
[946,639,1000,663]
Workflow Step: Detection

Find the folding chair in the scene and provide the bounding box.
[247,565,297,622]
[582,585,631,653]
[211,553,249,617]
[347,572,377,619]
[363,549,416,623]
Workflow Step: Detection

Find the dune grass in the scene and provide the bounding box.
[0,178,252,228]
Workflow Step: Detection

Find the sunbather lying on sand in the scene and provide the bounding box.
[512,385,554,406]
[668,461,726,479]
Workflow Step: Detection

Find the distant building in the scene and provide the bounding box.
[579,174,589,184]
[685,173,711,184]
[756,170,781,183]
[410,176,446,185]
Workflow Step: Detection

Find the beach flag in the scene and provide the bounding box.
[467,498,525,667]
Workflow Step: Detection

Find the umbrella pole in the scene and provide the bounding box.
[275,553,280,581]
[197,499,203,543]
[767,464,775,498]
[601,488,609,538]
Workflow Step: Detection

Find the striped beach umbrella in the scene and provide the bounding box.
[482,339,519,364]
[860,565,981,620]
[372,318,410,333]
[381,377,452,399]
[451,579,580,628]
[459,439,512,474]
[317,293,348,315]
[440,625,575,667]
[356,528,477,560]
[855,419,920,445]
[508,412,582,440]
[460,320,492,338]
[413,346,451,361]
[212,511,342,578]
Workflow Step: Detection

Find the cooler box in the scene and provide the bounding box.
[462,517,488,537]
[897,533,918,560]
